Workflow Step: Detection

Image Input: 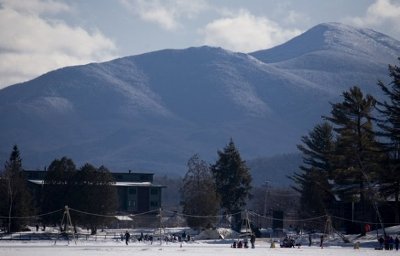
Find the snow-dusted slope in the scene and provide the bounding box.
[0,23,399,178]
[251,22,399,64]
[251,22,400,96]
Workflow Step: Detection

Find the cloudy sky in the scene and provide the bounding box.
[0,0,399,89]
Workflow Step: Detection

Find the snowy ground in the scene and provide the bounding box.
[0,237,395,256]
[0,226,397,256]
[0,240,393,256]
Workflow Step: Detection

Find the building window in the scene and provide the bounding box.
[129,188,136,194]
[128,200,136,207]
[150,201,158,207]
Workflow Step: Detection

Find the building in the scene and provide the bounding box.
[112,171,165,213]
[24,170,165,214]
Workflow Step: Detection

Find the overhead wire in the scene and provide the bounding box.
[1,207,399,226]
[0,208,63,219]
[163,209,241,218]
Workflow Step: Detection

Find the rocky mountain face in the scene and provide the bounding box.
[0,23,399,185]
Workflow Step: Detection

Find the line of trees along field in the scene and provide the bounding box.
[291,59,400,234]
[0,140,254,234]
[0,149,117,234]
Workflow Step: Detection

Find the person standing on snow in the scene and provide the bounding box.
[320,235,324,248]
[125,231,131,245]
[250,234,256,248]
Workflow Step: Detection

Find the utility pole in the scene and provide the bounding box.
[159,208,162,246]
[57,205,76,245]
[263,180,269,228]
[245,209,251,233]
[7,174,12,234]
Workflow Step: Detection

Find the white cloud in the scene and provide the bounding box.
[120,0,209,30]
[345,0,400,34]
[1,0,70,14]
[0,0,117,89]
[200,10,301,53]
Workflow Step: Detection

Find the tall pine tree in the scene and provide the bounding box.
[211,139,252,230]
[291,122,335,218]
[1,145,33,232]
[376,58,400,223]
[324,86,382,234]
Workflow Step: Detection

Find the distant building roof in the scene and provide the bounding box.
[24,170,157,183]
[27,179,165,188]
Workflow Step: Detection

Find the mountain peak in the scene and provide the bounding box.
[251,22,400,64]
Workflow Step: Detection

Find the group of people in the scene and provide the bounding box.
[279,233,324,248]
[231,234,256,249]
[164,231,191,243]
[122,231,194,245]
[280,235,304,248]
[121,231,154,245]
[378,235,400,250]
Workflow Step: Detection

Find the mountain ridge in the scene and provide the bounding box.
[0,23,399,184]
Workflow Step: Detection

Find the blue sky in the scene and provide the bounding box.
[0,0,399,89]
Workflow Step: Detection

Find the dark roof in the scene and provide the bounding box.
[23,170,155,183]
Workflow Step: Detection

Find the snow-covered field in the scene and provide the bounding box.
[0,236,394,256]
[0,240,390,256]
[0,226,397,256]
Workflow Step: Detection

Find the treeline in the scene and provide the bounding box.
[0,147,117,234]
[291,59,400,234]
[0,140,254,234]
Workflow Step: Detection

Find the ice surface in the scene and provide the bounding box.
[0,239,389,256]
[0,225,398,256]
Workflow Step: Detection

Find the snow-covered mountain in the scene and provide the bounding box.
[251,22,400,97]
[0,23,399,181]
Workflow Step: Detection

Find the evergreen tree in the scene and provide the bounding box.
[42,159,117,233]
[42,157,77,225]
[324,86,382,234]
[211,139,252,230]
[181,154,220,230]
[376,58,400,222]
[291,122,335,218]
[1,145,33,232]
[74,163,117,234]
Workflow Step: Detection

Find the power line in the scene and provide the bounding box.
[163,209,241,218]
[0,209,63,219]
[248,210,327,222]
[1,207,399,226]
[330,215,399,225]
